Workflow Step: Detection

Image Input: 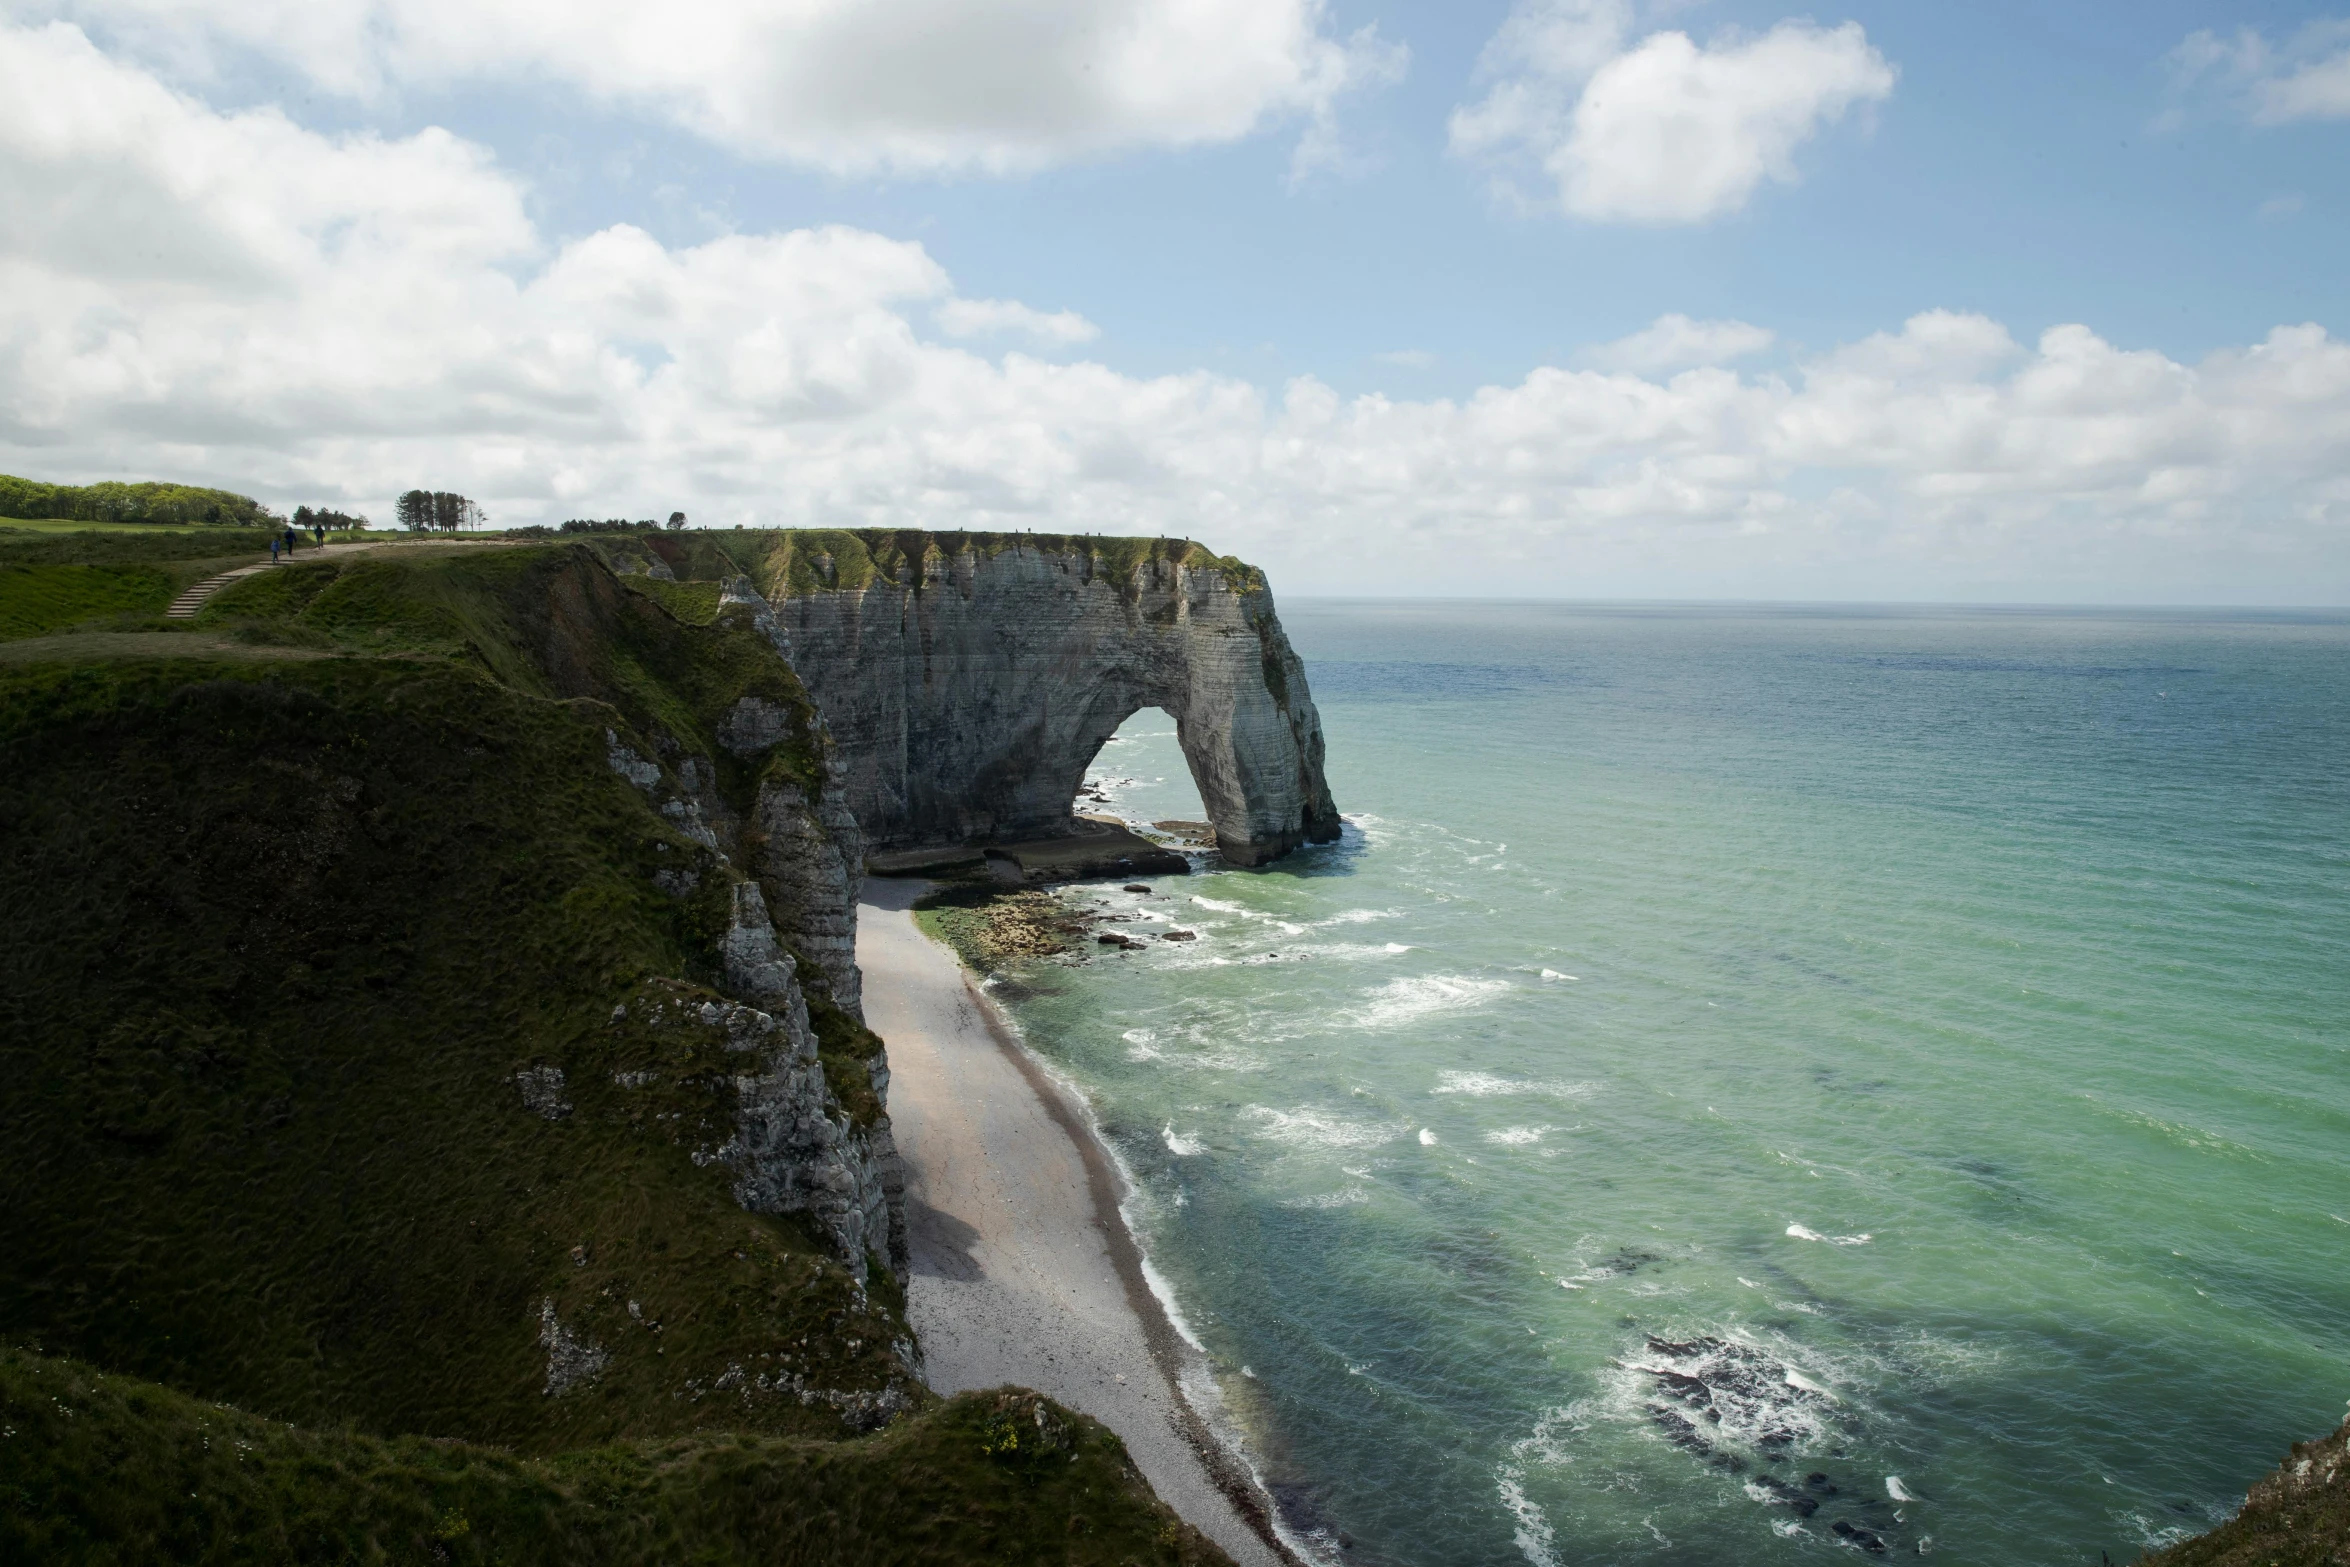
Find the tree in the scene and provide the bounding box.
[666,511,687,531]
[402,491,483,531]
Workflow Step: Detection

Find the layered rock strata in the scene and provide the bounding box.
[760,535,1341,868]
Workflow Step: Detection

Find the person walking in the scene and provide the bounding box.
[270,536,280,563]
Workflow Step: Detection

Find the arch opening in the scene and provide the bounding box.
[1074,707,1211,842]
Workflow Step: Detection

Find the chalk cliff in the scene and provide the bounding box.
[702,531,1341,869]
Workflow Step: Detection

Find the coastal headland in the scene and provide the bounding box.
[0,519,1332,1561]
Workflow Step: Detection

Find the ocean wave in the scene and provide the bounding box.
[1486,1126,1549,1146]
[1316,907,1402,927]
[1434,1070,1599,1100]
[1339,975,1511,1029]
[1242,1104,1404,1151]
[1162,1123,1207,1157]
[1282,1187,1369,1209]
[1786,1223,1872,1246]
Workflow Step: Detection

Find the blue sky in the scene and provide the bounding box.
[4,0,2349,599]
[327,0,2350,394]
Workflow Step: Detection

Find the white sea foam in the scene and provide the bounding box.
[1341,974,1511,1029]
[1189,895,1247,914]
[1418,1128,1438,1146]
[1162,1124,1207,1157]
[1770,1519,1806,1538]
[1317,907,1401,927]
[1495,1467,1559,1567]
[1434,1070,1599,1101]
[1487,1126,1549,1146]
[1538,969,1579,981]
[1242,1105,1402,1151]
[1887,1476,1916,1503]
[1785,1223,1872,1245]
[1283,1187,1369,1209]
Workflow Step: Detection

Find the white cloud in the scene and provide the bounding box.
[6,24,2349,603]
[1286,23,1411,186]
[935,298,1099,346]
[31,0,1403,174]
[2172,22,2350,124]
[1451,0,1895,223]
[1587,314,1774,373]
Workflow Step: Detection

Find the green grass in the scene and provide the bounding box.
[0,530,272,639]
[1,1344,1229,1566]
[0,562,177,639]
[0,517,259,536]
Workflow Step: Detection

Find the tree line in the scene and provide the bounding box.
[0,474,275,527]
[396,491,486,532]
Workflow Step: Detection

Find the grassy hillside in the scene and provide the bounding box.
[1,1344,1227,1565]
[0,529,268,641]
[0,651,910,1451]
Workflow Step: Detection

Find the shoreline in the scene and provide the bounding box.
[859,877,1300,1567]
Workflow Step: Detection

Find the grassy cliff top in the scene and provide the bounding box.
[575,527,1265,598]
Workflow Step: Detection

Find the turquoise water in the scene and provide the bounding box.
[1002,602,2350,1566]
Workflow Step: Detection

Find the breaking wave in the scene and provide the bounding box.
[1242,1104,1406,1151]
[1339,975,1511,1029]
[1434,1070,1599,1100]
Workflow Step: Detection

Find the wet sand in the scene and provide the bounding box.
[858,878,1291,1567]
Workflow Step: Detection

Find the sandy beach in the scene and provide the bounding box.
[859,878,1291,1567]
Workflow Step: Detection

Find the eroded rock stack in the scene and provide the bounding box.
[758,533,1341,868]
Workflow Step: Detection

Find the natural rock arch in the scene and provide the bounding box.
[760,532,1341,867]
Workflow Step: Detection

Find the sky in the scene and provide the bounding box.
[3,0,2348,601]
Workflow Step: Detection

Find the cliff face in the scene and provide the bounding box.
[695,532,1340,869]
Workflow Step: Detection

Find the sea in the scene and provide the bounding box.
[997,600,2350,1566]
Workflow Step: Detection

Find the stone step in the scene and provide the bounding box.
[163,561,276,619]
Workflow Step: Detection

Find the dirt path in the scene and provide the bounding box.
[859,878,1294,1567]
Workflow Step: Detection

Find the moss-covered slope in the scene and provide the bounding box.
[2141,1418,2350,1566]
[0,1344,1228,1566]
[0,653,905,1451]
